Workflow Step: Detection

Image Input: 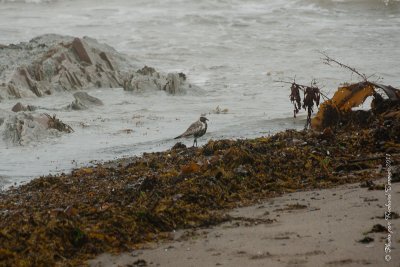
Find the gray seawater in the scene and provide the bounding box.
[0,0,399,188]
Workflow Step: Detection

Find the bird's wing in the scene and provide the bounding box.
[181,120,203,137]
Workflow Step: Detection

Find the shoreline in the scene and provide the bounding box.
[0,2,400,266]
[90,179,399,267]
[1,127,398,265]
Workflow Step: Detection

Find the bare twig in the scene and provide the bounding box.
[319,51,367,81]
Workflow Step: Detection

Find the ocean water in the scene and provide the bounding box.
[0,0,399,188]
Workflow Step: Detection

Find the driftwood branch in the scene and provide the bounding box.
[319,51,367,81]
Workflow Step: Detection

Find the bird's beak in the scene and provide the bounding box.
[206,118,209,121]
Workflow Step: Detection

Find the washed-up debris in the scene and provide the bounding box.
[210,106,229,114]
[172,142,187,150]
[285,55,400,131]
[311,81,400,131]
[367,224,388,233]
[44,113,74,133]
[358,236,374,244]
[226,216,274,227]
[249,251,274,260]
[375,212,400,220]
[274,203,308,212]
[360,180,386,191]
[0,124,398,265]
[295,80,321,128]
[132,259,148,266]
[280,78,327,127]
[117,129,134,134]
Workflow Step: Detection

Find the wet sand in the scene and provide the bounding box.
[90,179,399,267]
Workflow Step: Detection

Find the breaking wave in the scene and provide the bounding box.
[302,0,400,8]
[0,0,60,3]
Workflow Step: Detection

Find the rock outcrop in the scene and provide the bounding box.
[122,68,192,94]
[1,111,72,145]
[0,34,196,100]
[0,34,200,146]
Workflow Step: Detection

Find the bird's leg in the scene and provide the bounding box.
[193,138,197,147]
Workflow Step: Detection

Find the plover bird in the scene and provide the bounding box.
[175,116,209,147]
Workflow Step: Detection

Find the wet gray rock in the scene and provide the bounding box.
[3,113,51,145]
[0,34,197,99]
[123,69,196,94]
[164,72,190,94]
[11,102,26,112]
[2,112,70,145]
[67,91,103,110]
[11,102,36,112]
[136,66,156,76]
[0,35,126,99]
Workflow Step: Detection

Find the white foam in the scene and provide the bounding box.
[0,0,399,186]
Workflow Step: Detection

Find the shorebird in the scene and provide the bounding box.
[175,116,209,147]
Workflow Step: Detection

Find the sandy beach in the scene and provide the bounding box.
[1,2,399,266]
[90,179,399,267]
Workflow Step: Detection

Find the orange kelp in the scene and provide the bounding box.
[311,81,400,130]
[1,128,399,266]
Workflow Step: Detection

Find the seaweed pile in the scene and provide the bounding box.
[286,54,400,133]
[311,81,400,132]
[1,125,398,266]
[45,113,74,133]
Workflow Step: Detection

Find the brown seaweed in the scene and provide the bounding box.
[44,113,74,133]
[1,125,398,266]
